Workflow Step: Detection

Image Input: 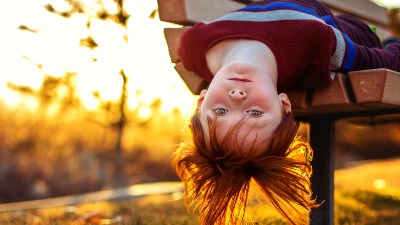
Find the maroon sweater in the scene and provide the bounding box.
[178,0,400,91]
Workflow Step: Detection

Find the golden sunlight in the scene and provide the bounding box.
[372,0,400,8]
[0,0,197,116]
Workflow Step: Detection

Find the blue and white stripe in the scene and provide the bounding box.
[206,3,357,74]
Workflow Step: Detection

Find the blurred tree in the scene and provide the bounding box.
[91,70,130,186]
[7,69,82,114]
[14,0,162,187]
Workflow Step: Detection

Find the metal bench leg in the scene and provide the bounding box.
[309,117,335,225]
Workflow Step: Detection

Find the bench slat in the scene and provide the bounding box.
[164,27,209,94]
[318,0,389,26]
[306,73,371,114]
[290,73,374,116]
[349,69,400,108]
[286,90,308,109]
[157,0,245,25]
[312,73,354,106]
[164,27,188,63]
[175,62,209,94]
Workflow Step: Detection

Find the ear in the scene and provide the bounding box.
[197,89,208,109]
[278,93,292,114]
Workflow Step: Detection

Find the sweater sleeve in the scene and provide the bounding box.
[350,44,400,72]
[331,26,400,73]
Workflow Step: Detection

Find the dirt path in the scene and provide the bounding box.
[0,181,182,212]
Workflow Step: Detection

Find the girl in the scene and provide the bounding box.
[172,0,400,224]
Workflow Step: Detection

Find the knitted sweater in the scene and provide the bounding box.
[178,0,400,91]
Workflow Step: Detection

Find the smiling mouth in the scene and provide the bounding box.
[229,78,251,82]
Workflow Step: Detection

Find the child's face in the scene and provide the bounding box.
[197,61,291,155]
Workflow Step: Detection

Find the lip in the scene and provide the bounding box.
[228,78,251,82]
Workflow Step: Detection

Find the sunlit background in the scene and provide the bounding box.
[0,0,196,117]
[374,0,400,8]
[0,0,202,204]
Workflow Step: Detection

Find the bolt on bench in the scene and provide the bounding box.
[156,0,400,224]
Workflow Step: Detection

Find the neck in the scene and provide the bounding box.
[206,39,278,85]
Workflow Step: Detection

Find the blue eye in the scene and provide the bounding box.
[247,110,262,116]
[214,108,228,115]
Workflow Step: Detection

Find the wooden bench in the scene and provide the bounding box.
[157,0,400,224]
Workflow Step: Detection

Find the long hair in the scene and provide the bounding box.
[172,110,317,225]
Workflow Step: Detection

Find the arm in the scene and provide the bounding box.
[351,44,400,71]
[331,26,400,73]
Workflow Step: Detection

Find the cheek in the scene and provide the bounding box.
[251,94,275,112]
[204,91,227,106]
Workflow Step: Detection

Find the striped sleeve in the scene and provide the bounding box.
[352,44,400,71]
[332,26,400,72]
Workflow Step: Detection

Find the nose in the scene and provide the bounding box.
[229,89,247,100]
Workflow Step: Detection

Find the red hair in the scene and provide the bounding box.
[172,111,317,224]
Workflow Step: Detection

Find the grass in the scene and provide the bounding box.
[0,158,399,225]
[334,157,400,225]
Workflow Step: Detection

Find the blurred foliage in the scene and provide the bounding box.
[1,0,179,201]
[389,8,400,37]
[334,120,400,168]
[0,99,186,203]
[7,72,82,115]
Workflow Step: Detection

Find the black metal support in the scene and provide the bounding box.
[308,117,335,225]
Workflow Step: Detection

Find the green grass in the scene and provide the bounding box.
[1,158,399,225]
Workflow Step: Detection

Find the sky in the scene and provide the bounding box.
[0,0,397,116]
[0,0,197,116]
